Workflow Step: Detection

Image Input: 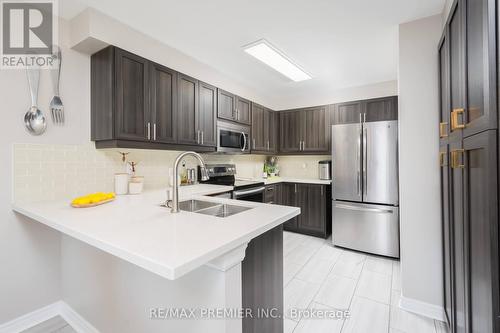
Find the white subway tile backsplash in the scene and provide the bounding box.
[13,143,330,202]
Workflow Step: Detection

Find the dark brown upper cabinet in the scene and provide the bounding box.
[462,0,497,138]
[279,111,302,153]
[236,96,252,125]
[438,33,450,141]
[198,82,217,147]
[114,48,150,142]
[279,106,330,154]
[217,89,251,125]
[302,106,330,152]
[331,101,363,125]
[441,0,497,141]
[91,46,215,152]
[447,1,465,142]
[150,62,177,144]
[217,89,236,121]
[363,97,398,122]
[251,103,277,154]
[177,74,199,145]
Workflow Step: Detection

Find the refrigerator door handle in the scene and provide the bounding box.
[335,203,394,214]
[357,126,362,196]
[363,127,367,197]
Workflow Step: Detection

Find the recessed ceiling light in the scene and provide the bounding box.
[243,39,312,82]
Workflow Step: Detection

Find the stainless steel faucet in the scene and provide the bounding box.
[171,151,209,213]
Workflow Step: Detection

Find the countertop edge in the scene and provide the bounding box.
[12,202,300,281]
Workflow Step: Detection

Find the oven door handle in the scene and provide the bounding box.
[233,186,265,198]
[241,132,248,152]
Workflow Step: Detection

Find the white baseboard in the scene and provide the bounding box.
[0,301,99,333]
[399,295,447,322]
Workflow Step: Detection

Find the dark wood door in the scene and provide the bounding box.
[298,184,326,235]
[463,0,497,138]
[279,111,302,153]
[114,48,150,141]
[251,103,267,151]
[439,33,451,140]
[264,184,277,204]
[331,101,363,125]
[440,143,454,328]
[177,74,199,145]
[448,1,465,142]
[150,62,176,143]
[463,130,498,333]
[268,110,278,153]
[281,183,299,231]
[236,96,252,125]
[449,138,467,333]
[217,89,236,121]
[363,97,398,122]
[198,81,217,147]
[242,225,283,333]
[302,106,329,153]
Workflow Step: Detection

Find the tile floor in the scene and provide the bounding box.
[283,231,448,333]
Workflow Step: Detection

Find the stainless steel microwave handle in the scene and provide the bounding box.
[233,186,265,197]
[335,203,393,214]
[241,132,247,151]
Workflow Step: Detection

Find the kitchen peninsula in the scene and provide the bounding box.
[13,185,299,333]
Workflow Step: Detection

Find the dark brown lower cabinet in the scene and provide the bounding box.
[280,183,331,239]
[242,225,283,333]
[441,130,499,333]
[281,183,299,231]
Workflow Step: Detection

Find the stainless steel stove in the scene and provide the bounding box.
[199,164,265,202]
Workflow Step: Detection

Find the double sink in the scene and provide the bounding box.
[179,199,252,218]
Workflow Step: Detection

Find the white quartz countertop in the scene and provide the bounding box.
[238,177,332,185]
[12,184,299,280]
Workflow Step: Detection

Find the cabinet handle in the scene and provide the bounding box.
[439,122,448,138]
[197,130,200,144]
[363,113,366,123]
[450,149,465,169]
[201,131,204,145]
[294,184,297,193]
[439,151,446,167]
[303,140,306,150]
[153,123,157,141]
[321,186,323,196]
[267,141,270,151]
[147,122,151,140]
[253,138,256,150]
[451,108,465,130]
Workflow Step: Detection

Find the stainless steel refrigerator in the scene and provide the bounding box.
[331,120,399,258]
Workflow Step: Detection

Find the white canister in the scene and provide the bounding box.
[129,176,144,195]
[114,173,129,195]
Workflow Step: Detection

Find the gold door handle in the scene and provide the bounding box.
[439,151,446,167]
[450,149,465,169]
[439,122,448,138]
[451,108,465,130]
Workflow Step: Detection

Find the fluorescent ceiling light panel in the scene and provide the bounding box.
[243,39,312,82]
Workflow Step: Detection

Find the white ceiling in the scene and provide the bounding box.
[61,0,445,108]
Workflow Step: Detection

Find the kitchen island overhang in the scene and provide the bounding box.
[12,187,299,333]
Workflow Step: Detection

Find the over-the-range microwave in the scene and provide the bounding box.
[217,120,250,154]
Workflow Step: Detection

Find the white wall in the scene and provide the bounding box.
[398,14,443,317]
[0,18,90,322]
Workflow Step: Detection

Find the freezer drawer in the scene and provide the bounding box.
[332,201,399,258]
